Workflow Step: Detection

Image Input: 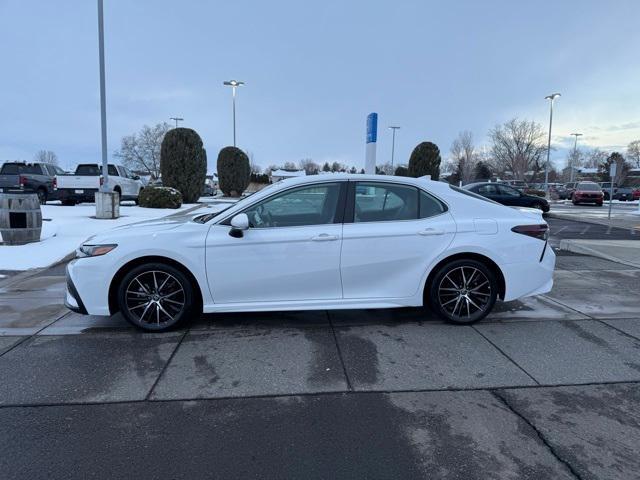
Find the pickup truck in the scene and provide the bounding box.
[55,163,144,205]
[0,161,65,203]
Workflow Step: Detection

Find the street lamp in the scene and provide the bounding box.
[223,80,245,147]
[97,0,109,194]
[170,117,184,128]
[569,132,582,183]
[544,93,561,195]
[388,126,400,170]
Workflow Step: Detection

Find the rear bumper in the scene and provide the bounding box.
[57,188,98,203]
[500,246,556,301]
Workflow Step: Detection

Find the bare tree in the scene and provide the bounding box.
[583,148,608,169]
[114,122,171,179]
[376,162,395,175]
[450,130,477,183]
[250,161,262,174]
[488,118,547,180]
[627,140,640,168]
[34,150,58,165]
[298,158,319,175]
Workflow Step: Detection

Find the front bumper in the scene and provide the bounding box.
[65,264,88,314]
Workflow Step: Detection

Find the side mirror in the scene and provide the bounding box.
[229,213,249,238]
[133,175,140,180]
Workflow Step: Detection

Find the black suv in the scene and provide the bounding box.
[463,182,550,212]
[0,162,65,203]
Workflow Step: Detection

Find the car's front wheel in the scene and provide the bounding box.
[428,259,498,325]
[118,263,195,331]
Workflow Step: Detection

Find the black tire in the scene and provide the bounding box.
[572,200,578,206]
[118,262,196,332]
[428,259,498,325]
[135,188,143,205]
[36,188,47,204]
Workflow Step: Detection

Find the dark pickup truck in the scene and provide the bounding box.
[0,162,65,203]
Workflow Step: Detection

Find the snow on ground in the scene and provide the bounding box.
[0,202,204,271]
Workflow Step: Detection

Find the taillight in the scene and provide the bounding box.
[512,224,549,241]
[19,175,27,187]
[53,177,57,189]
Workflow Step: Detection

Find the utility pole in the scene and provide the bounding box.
[170,117,184,128]
[223,80,245,146]
[388,126,400,170]
[569,132,582,183]
[544,93,561,196]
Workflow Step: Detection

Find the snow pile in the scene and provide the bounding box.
[0,203,203,271]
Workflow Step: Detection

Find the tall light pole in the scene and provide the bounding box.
[223,80,244,146]
[97,0,109,193]
[544,93,561,195]
[569,132,582,183]
[170,117,184,128]
[388,126,400,170]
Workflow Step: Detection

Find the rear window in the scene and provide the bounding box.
[74,165,119,176]
[450,184,500,204]
[577,183,600,191]
[1,163,42,175]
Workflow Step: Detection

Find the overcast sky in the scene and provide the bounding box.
[1,0,639,172]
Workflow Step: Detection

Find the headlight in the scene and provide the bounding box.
[77,244,117,258]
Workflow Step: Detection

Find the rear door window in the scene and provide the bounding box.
[354,182,418,223]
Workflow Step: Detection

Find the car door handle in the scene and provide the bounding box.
[311,234,339,241]
[418,228,445,236]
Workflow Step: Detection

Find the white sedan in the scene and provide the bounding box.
[65,174,555,331]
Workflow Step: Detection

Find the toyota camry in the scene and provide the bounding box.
[65,174,555,331]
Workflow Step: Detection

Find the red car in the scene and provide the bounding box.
[633,187,640,201]
[572,181,604,206]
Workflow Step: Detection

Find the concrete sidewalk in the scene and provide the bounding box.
[559,239,640,268]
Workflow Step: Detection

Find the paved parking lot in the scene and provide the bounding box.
[1,245,639,478]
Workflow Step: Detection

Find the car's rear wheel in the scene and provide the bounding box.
[36,188,47,204]
[118,262,195,331]
[429,259,498,325]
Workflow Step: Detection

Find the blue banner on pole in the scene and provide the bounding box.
[366,113,378,143]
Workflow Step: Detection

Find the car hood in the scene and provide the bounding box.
[83,211,203,245]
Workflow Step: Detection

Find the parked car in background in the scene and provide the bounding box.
[554,184,569,199]
[633,187,640,201]
[564,182,577,200]
[572,181,604,206]
[599,182,618,200]
[0,161,65,203]
[501,180,528,190]
[464,182,550,212]
[65,174,555,332]
[203,179,217,196]
[613,186,634,201]
[55,163,144,205]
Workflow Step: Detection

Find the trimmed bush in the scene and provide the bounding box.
[160,128,207,203]
[138,186,183,209]
[217,146,250,197]
[408,142,441,180]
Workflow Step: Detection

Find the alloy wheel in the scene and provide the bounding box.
[125,270,186,327]
[437,266,492,321]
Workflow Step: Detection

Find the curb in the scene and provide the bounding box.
[558,239,640,269]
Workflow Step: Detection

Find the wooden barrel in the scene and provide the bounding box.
[0,193,42,245]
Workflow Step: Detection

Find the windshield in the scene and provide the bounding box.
[577,183,600,191]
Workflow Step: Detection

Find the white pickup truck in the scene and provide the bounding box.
[55,163,144,205]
